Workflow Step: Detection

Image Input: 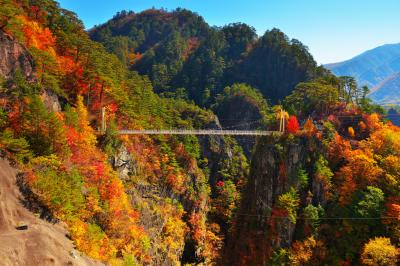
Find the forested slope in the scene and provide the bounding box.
[89,9,328,105]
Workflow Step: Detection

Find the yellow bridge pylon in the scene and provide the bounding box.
[277,108,288,133]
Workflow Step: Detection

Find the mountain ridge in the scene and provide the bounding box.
[325,43,400,69]
[369,71,400,104]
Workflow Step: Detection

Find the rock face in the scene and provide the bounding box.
[111,145,137,181]
[41,89,62,112]
[199,116,233,184]
[198,115,248,202]
[0,31,62,113]
[0,31,33,79]
[224,138,307,266]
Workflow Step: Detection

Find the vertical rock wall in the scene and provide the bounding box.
[224,137,307,266]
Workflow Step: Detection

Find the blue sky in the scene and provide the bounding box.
[57,0,400,64]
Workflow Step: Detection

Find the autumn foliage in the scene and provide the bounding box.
[1,1,400,265]
[361,237,399,266]
[0,2,224,264]
[287,115,300,134]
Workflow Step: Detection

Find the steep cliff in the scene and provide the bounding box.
[0,31,33,79]
[224,136,309,265]
[0,30,61,113]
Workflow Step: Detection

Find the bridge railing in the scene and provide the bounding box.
[99,107,287,135]
[118,129,281,136]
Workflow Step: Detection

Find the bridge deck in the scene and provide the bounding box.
[118,129,281,136]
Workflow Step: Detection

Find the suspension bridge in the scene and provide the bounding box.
[101,108,400,136]
[100,108,288,136]
[118,129,280,136]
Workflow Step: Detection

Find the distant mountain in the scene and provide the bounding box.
[325,43,400,88]
[369,72,400,104]
[325,43,400,104]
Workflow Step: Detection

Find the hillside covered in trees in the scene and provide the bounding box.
[0,1,399,266]
[89,9,328,106]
